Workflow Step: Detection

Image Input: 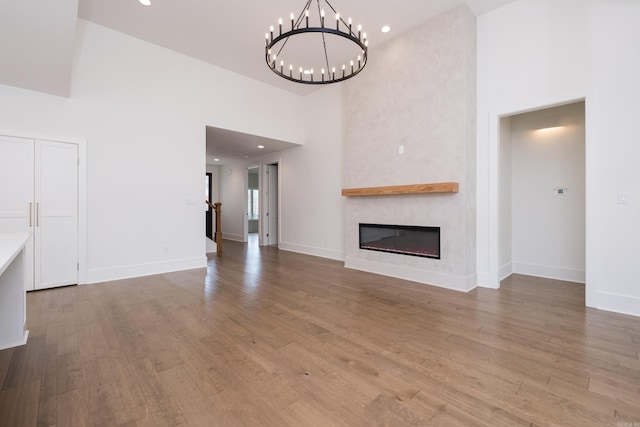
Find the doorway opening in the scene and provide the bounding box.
[262,163,279,247]
[205,165,219,254]
[498,101,586,286]
[205,172,213,240]
[246,166,260,247]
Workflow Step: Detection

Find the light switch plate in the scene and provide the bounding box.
[618,192,629,204]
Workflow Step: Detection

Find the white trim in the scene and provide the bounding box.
[0,331,29,352]
[0,128,88,285]
[222,233,244,243]
[205,237,217,254]
[279,242,344,261]
[345,257,478,293]
[487,110,501,289]
[583,92,599,308]
[596,292,640,318]
[477,271,491,288]
[0,128,85,145]
[499,262,513,281]
[243,163,260,243]
[87,256,206,284]
[259,159,281,248]
[512,262,585,284]
[481,90,594,298]
[77,137,88,285]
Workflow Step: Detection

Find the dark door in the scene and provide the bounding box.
[206,173,213,240]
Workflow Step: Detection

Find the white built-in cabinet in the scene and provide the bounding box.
[0,135,78,291]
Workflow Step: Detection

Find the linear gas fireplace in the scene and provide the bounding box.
[359,223,440,259]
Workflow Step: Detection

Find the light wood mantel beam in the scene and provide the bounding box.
[341,182,459,197]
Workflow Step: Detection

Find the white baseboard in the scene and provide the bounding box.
[0,330,29,351]
[499,262,513,281]
[205,237,217,254]
[596,291,640,317]
[345,257,477,293]
[476,271,500,289]
[278,242,345,261]
[87,256,207,284]
[512,262,585,283]
[222,233,244,243]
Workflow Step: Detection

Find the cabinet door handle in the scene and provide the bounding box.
[36,203,39,227]
[29,203,33,227]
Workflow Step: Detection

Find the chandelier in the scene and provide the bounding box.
[265,0,368,85]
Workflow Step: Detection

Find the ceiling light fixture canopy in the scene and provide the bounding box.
[265,0,368,85]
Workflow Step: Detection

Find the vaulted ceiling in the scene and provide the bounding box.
[0,0,78,97]
[1,0,517,98]
[1,0,517,164]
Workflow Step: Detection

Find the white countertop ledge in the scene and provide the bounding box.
[0,232,31,276]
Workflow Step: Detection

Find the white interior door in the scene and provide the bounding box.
[34,140,78,290]
[0,135,35,290]
[267,164,279,246]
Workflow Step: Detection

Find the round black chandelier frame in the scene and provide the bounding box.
[265,0,369,85]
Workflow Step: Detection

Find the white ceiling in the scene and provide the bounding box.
[206,126,301,165]
[0,0,517,162]
[77,0,516,96]
[0,0,78,97]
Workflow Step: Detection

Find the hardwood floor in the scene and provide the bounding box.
[1,240,639,426]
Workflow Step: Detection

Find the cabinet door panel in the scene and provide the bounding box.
[35,140,78,290]
[0,135,35,290]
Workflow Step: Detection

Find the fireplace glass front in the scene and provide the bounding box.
[359,224,440,259]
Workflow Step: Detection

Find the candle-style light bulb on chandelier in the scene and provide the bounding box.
[265,0,368,85]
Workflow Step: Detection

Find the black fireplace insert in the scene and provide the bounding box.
[359,223,440,259]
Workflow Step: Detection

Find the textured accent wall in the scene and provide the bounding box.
[343,5,477,291]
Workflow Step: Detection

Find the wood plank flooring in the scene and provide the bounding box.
[1,240,640,426]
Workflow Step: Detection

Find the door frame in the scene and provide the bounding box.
[260,161,280,247]
[498,102,586,283]
[482,90,596,307]
[0,129,88,285]
[243,164,260,243]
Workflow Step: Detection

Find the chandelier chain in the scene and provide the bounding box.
[274,0,313,59]
[314,0,331,73]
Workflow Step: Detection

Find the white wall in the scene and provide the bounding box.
[216,84,345,259]
[280,84,344,260]
[343,5,477,291]
[0,20,306,283]
[477,0,640,316]
[510,102,585,282]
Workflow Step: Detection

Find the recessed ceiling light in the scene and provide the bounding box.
[139,0,151,6]
[257,145,265,149]
[214,158,220,162]
[381,25,391,33]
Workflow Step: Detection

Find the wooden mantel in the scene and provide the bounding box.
[341,182,458,197]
